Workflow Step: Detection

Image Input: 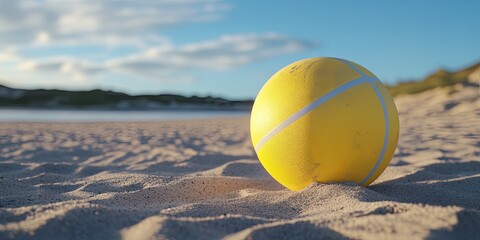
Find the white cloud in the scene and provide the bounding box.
[0,0,315,87]
[110,33,313,75]
[0,0,231,47]
[18,58,104,81]
[0,48,20,61]
[13,33,313,80]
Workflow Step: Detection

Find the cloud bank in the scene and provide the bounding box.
[0,0,313,85]
[0,0,229,46]
[110,33,313,76]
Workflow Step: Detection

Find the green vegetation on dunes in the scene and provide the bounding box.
[0,85,253,109]
[387,62,479,96]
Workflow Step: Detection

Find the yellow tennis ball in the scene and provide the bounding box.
[250,57,399,191]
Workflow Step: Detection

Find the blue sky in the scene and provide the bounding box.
[0,0,478,99]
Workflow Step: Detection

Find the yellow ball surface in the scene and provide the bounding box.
[250,57,399,191]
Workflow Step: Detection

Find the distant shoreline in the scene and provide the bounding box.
[0,108,249,123]
[0,83,253,110]
[0,105,252,111]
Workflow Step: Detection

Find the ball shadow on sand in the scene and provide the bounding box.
[426,209,480,240]
[367,161,480,210]
[364,159,480,238]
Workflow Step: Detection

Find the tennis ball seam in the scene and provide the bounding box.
[359,80,390,185]
[336,58,391,185]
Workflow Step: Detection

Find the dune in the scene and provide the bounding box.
[0,81,479,239]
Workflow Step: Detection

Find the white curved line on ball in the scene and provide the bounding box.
[335,58,390,185]
[254,75,379,151]
[332,58,366,77]
[359,82,390,185]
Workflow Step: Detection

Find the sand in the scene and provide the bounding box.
[0,82,479,240]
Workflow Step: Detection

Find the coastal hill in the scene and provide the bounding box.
[387,62,479,96]
[0,85,253,110]
[0,62,478,110]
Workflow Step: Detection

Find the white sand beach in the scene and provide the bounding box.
[0,82,479,239]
